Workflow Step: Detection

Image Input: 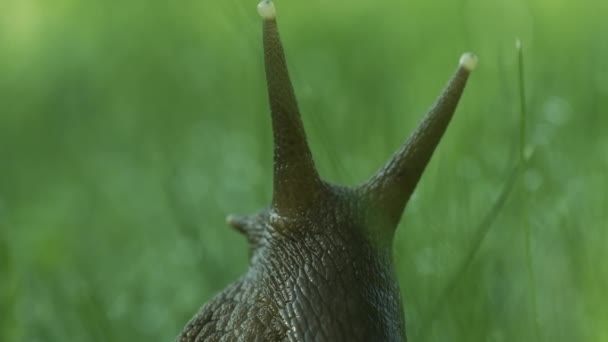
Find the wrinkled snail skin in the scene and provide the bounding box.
[176,1,477,341]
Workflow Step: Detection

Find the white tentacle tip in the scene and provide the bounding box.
[257,0,276,20]
[459,52,478,72]
[225,214,237,226]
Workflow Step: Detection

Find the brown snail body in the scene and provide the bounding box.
[177,1,477,341]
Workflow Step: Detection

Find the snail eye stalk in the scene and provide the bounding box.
[360,53,478,228]
[259,0,324,219]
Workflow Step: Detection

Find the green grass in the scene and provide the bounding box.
[1,0,606,341]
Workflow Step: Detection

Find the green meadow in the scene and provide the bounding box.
[1,0,606,340]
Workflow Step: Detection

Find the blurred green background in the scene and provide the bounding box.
[1,0,606,341]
